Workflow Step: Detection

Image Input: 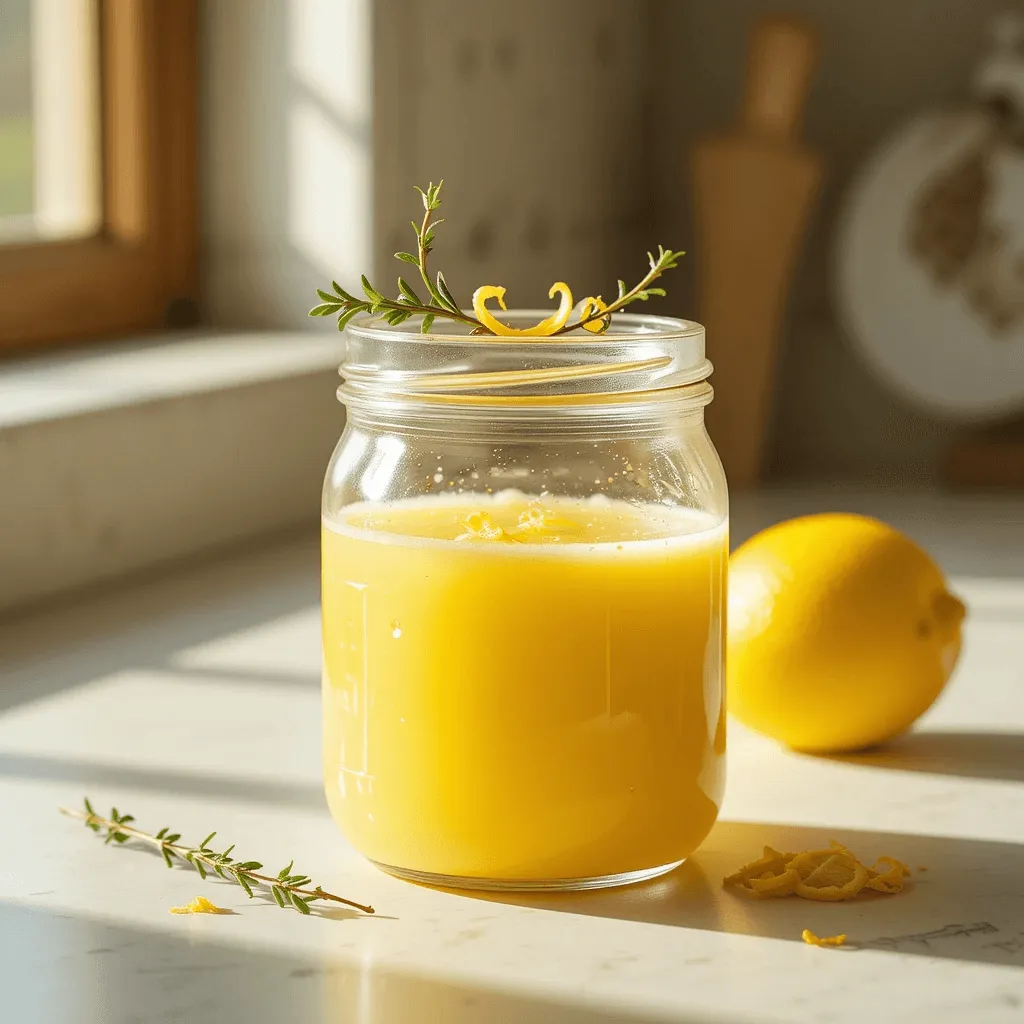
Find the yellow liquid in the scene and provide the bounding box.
[322,493,727,883]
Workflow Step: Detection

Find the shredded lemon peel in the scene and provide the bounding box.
[170,895,229,915]
[724,841,910,902]
[455,506,585,543]
[472,282,608,337]
[865,855,911,894]
[512,505,584,537]
[802,929,847,947]
[454,511,521,543]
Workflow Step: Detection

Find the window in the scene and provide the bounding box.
[0,0,198,350]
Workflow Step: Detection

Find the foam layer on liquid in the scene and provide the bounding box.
[324,489,725,551]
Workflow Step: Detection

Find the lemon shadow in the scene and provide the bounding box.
[822,730,1024,784]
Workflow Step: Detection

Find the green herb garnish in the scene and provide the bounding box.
[310,180,685,336]
[61,798,374,916]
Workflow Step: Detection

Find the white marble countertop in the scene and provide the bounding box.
[2,487,1024,1024]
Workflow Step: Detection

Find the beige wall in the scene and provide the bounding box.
[203,0,1004,481]
[203,0,651,328]
[372,0,655,311]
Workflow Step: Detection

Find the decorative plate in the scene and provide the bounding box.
[835,17,1024,422]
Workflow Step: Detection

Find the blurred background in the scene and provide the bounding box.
[3,0,1024,609]
[214,0,1024,487]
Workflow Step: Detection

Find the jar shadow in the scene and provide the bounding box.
[448,819,1024,968]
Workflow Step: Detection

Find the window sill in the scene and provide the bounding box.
[0,330,344,614]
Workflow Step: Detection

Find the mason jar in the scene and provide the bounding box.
[321,311,727,891]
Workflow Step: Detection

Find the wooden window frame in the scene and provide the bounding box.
[0,0,198,351]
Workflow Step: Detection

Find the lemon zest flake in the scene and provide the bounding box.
[802,929,847,948]
[170,895,229,915]
[454,511,522,544]
[510,505,584,538]
[724,840,910,902]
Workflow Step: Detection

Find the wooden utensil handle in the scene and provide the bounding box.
[742,16,820,142]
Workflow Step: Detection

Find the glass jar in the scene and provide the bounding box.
[321,311,727,891]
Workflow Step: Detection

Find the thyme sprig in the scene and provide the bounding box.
[549,245,686,335]
[61,799,374,916]
[309,181,685,336]
[309,180,479,335]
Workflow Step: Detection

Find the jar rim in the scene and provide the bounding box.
[345,310,705,346]
[340,310,711,403]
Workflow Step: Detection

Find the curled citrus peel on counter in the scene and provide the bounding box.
[472,282,609,337]
[724,841,910,902]
[865,855,911,894]
[788,848,869,902]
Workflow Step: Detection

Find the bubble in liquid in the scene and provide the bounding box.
[433,473,444,483]
[391,621,403,639]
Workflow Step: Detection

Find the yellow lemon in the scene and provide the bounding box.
[727,513,966,753]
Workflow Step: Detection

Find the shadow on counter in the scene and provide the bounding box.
[0,901,675,1024]
[825,730,1024,784]
[462,820,1024,970]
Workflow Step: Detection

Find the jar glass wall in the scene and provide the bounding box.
[321,313,727,891]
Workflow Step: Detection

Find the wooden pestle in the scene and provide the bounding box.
[694,16,823,489]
